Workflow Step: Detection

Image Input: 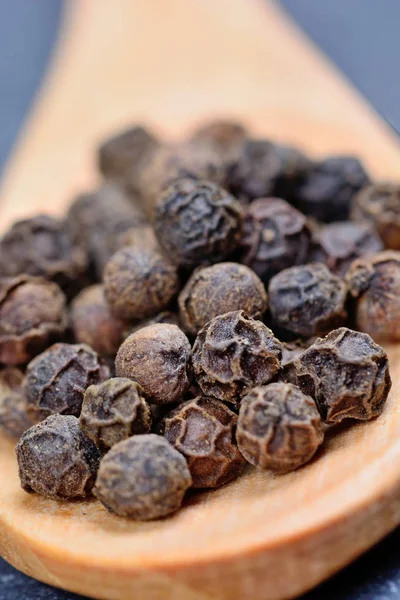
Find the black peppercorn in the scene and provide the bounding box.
[0,275,67,365]
[0,368,36,439]
[351,183,400,249]
[237,383,323,472]
[24,343,110,420]
[0,215,88,297]
[296,156,370,222]
[160,396,246,488]
[116,324,191,404]
[179,262,268,336]
[268,263,348,338]
[16,414,101,499]
[240,197,310,283]
[310,220,383,276]
[104,246,179,321]
[346,251,400,341]
[288,327,391,423]
[80,378,152,451]
[153,178,243,268]
[71,284,125,356]
[94,434,192,520]
[191,310,282,405]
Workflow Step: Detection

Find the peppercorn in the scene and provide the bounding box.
[159,396,246,488]
[191,310,282,405]
[346,251,400,341]
[94,434,192,520]
[237,383,323,473]
[115,225,160,254]
[80,378,152,451]
[104,246,179,321]
[0,275,67,365]
[240,198,310,283]
[0,368,35,439]
[268,263,348,338]
[127,311,180,337]
[227,139,311,204]
[351,183,400,249]
[189,120,247,153]
[310,221,383,276]
[98,125,160,181]
[288,327,391,423]
[24,343,110,420]
[16,414,101,500]
[0,215,88,297]
[296,156,370,222]
[153,178,243,268]
[116,324,191,404]
[179,262,268,336]
[71,284,125,356]
[279,338,316,383]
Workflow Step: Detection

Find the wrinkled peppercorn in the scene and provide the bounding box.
[268,263,348,338]
[310,221,383,276]
[288,327,391,423]
[25,343,110,420]
[16,414,101,499]
[346,251,400,341]
[237,383,323,472]
[71,284,125,356]
[240,198,310,283]
[98,125,160,182]
[296,156,370,222]
[279,338,315,382]
[153,178,243,268]
[0,215,88,297]
[80,378,152,451]
[228,140,311,204]
[159,396,246,488]
[179,262,268,336]
[0,368,35,438]
[104,246,179,321]
[0,275,67,365]
[191,310,282,405]
[351,183,400,249]
[115,225,160,254]
[94,434,192,520]
[116,324,191,404]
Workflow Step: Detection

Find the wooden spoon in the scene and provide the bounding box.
[1,1,400,599]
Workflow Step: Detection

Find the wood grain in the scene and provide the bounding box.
[1,1,400,599]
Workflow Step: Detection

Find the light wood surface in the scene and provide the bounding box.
[1,1,400,599]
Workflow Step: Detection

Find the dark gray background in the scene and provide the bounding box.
[1,1,400,598]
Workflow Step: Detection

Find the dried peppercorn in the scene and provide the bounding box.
[115,225,160,254]
[179,262,268,336]
[104,246,179,321]
[71,284,125,357]
[116,324,191,404]
[189,120,247,152]
[80,378,152,451]
[159,396,246,488]
[0,275,67,365]
[0,368,35,439]
[289,327,391,423]
[310,221,383,277]
[279,338,315,382]
[98,125,160,181]
[153,178,243,268]
[351,183,400,249]
[94,434,192,520]
[67,184,148,279]
[24,343,110,420]
[127,311,180,337]
[240,198,310,283]
[227,140,311,204]
[296,156,370,222]
[16,414,101,500]
[268,263,348,338]
[346,251,400,341]
[237,383,323,472]
[0,215,88,297]
[191,310,282,405]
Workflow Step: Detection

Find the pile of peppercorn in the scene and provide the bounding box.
[0,120,398,520]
